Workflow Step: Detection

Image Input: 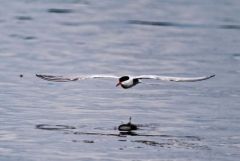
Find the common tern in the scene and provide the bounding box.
[36,74,215,89]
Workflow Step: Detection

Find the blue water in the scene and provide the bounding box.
[0,0,240,160]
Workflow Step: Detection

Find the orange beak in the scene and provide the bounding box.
[116,82,121,87]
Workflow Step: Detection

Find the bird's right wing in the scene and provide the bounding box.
[134,74,215,82]
[36,74,119,82]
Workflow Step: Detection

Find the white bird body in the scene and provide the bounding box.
[117,77,140,89]
[120,78,134,88]
[36,74,215,89]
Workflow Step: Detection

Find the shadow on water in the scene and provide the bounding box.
[47,8,74,14]
[232,53,240,61]
[10,34,37,40]
[36,124,76,130]
[35,124,209,150]
[128,20,240,30]
[220,25,240,30]
[128,20,204,28]
[15,16,33,21]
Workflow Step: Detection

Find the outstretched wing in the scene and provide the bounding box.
[36,74,119,82]
[134,74,215,82]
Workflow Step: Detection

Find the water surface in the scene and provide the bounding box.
[0,0,240,161]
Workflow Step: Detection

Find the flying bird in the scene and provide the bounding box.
[36,74,215,89]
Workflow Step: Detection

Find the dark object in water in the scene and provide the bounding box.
[19,74,23,78]
[118,117,138,131]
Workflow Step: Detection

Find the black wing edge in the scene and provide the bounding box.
[207,74,216,79]
[185,74,216,82]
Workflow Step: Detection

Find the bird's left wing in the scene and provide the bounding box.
[36,74,119,82]
[134,74,215,82]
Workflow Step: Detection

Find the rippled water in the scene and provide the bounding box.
[0,0,240,160]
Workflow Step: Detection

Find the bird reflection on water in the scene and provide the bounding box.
[35,122,208,150]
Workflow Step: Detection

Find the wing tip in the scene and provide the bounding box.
[36,74,43,78]
[209,74,215,78]
[36,74,51,79]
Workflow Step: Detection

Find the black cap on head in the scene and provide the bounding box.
[119,76,129,82]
